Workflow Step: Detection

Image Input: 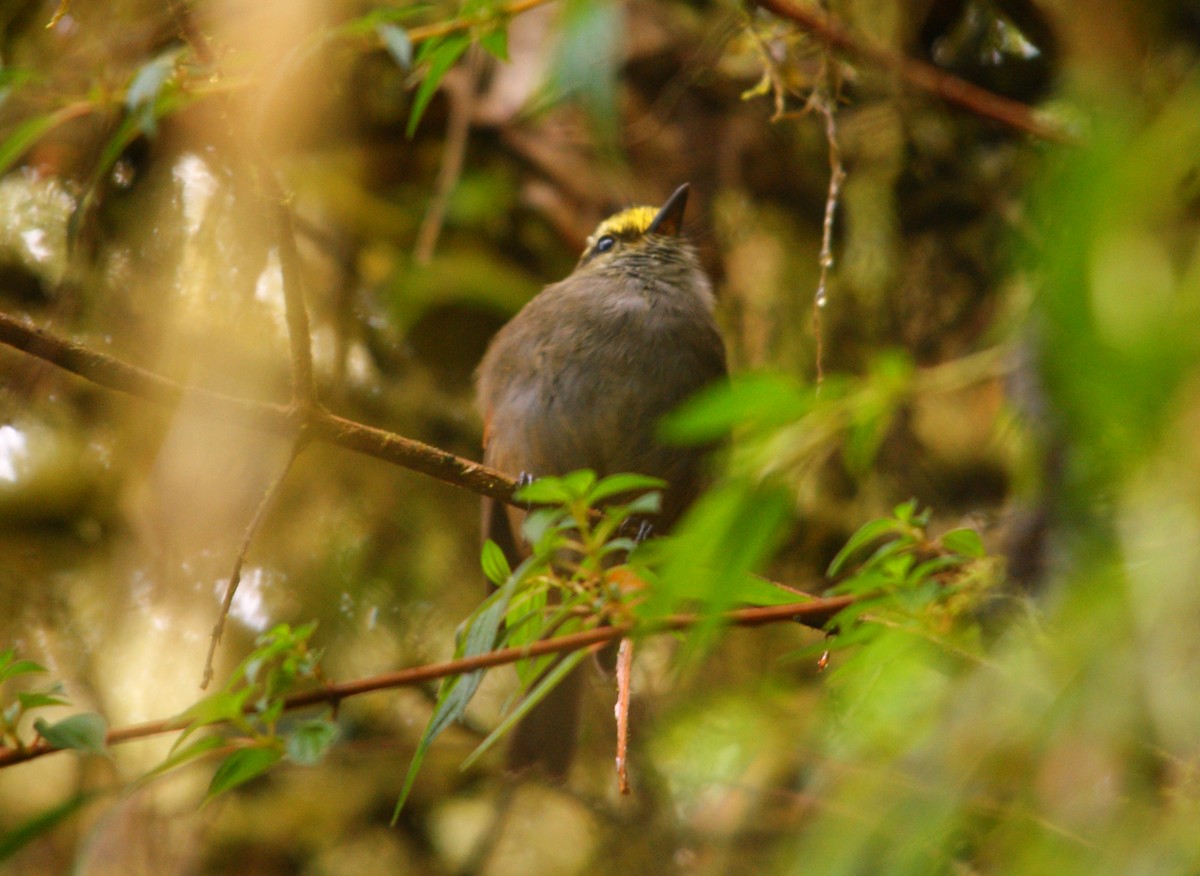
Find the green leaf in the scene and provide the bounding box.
[827,517,909,577]
[515,475,575,505]
[0,652,48,682]
[910,555,968,587]
[0,792,95,863]
[378,23,413,69]
[644,481,793,626]
[481,539,512,586]
[522,506,566,547]
[16,691,69,710]
[617,490,663,518]
[660,373,809,443]
[0,111,67,178]
[479,27,508,62]
[941,528,985,558]
[137,735,226,788]
[285,717,340,765]
[406,32,471,138]
[34,713,108,756]
[461,647,590,769]
[394,569,523,820]
[172,690,251,733]
[546,0,622,141]
[202,745,283,805]
[587,473,667,505]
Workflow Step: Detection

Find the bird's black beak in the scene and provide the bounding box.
[646,183,690,237]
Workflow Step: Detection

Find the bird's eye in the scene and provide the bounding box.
[594,235,615,254]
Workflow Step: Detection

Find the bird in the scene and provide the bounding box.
[475,183,728,778]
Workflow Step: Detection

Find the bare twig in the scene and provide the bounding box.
[414,52,478,264]
[266,182,318,406]
[0,595,853,769]
[753,0,1073,143]
[614,637,633,795]
[809,72,843,389]
[200,439,308,689]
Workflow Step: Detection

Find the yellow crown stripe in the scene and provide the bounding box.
[593,206,658,239]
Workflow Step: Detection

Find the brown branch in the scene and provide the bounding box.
[809,62,842,388]
[405,0,555,45]
[753,0,1073,144]
[614,637,633,795]
[200,439,308,689]
[265,179,318,406]
[0,310,519,504]
[0,595,853,769]
[413,52,478,264]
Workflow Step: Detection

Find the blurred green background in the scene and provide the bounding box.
[2,0,1200,873]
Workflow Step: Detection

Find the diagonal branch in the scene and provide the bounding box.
[201,439,309,689]
[754,0,1073,144]
[0,309,519,503]
[0,595,853,769]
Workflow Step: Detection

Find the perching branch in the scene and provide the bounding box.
[754,0,1073,144]
[0,595,854,769]
[0,310,519,504]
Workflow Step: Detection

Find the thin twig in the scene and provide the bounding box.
[405,0,555,46]
[614,637,633,795]
[0,595,853,768]
[809,72,843,389]
[200,438,309,689]
[266,180,318,406]
[414,52,478,264]
[753,0,1073,143]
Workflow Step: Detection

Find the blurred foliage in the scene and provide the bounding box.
[1,0,1199,874]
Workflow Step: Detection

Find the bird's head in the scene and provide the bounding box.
[576,183,693,272]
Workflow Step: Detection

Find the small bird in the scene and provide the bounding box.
[475,183,727,777]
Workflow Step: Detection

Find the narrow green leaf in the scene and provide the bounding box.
[16,691,69,710]
[0,111,65,178]
[588,473,667,505]
[522,507,566,547]
[0,792,95,862]
[461,648,589,769]
[171,689,251,732]
[827,517,909,577]
[643,480,793,632]
[139,734,226,786]
[0,656,48,682]
[34,713,108,756]
[618,490,663,517]
[202,745,283,805]
[478,27,509,61]
[406,32,471,137]
[394,567,523,819]
[659,373,809,444]
[515,475,575,505]
[910,555,968,586]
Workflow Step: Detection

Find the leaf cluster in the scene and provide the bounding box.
[163,623,338,807]
[0,649,108,759]
[393,469,664,816]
